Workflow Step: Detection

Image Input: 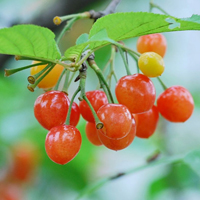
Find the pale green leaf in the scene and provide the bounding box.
[76,33,89,45]
[65,12,200,61]
[0,24,61,61]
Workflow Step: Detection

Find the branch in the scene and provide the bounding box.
[89,0,121,21]
[76,153,184,199]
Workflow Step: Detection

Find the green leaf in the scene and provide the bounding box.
[184,149,200,177]
[0,24,61,61]
[65,29,117,61]
[65,12,200,61]
[76,33,89,45]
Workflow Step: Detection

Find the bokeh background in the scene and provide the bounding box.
[0,0,200,199]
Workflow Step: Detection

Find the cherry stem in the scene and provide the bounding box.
[78,69,103,129]
[62,70,71,92]
[56,17,79,45]
[157,77,168,90]
[65,86,81,125]
[149,1,170,15]
[118,47,131,75]
[54,68,66,91]
[4,62,47,77]
[87,59,114,104]
[75,50,93,66]
[54,12,90,25]
[27,63,55,92]
[27,63,53,84]
[127,52,140,73]
[64,71,77,92]
[117,43,141,57]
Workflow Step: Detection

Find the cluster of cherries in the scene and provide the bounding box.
[33,33,194,165]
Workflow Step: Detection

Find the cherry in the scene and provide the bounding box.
[85,122,102,146]
[9,141,39,182]
[157,86,194,122]
[115,73,156,114]
[97,103,132,139]
[34,91,69,130]
[135,105,159,138]
[79,90,108,123]
[98,116,136,150]
[45,125,82,165]
[70,101,80,127]
[137,33,167,57]
[34,91,80,130]
[31,61,64,89]
[138,52,165,77]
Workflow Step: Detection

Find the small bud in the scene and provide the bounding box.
[53,16,62,25]
[15,55,21,61]
[27,76,35,84]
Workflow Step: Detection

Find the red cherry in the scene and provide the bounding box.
[115,73,156,114]
[97,104,132,139]
[98,116,136,150]
[34,91,69,130]
[70,102,80,127]
[45,125,82,165]
[135,105,159,138]
[157,86,194,122]
[34,91,80,130]
[137,33,167,57]
[85,122,102,146]
[79,90,108,123]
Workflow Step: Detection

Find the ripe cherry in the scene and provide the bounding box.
[85,122,102,146]
[34,91,69,130]
[98,116,136,150]
[34,91,80,130]
[137,33,167,57]
[70,102,80,127]
[138,52,165,77]
[135,105,159,138]
[31,61,64,89]
[45,125,82,165]
[79,90,108,123]
[115,73,156,114]
[97,104,132,139]
[157,86,194,122]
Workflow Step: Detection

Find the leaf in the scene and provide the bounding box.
[76,33,89,45]
[65,12,200,61]
[183,149,200,177]
[0,24,61,61]
[65,29,117,61]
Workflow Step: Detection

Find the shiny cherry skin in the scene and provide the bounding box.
[34,91,69,130]
[97,104,132,139]
[137,33,167,57]
[31,61,64,89]
[85,122,102,146]
[79,90,108,123]
[157,86,194,122]
[135,105,159,138]
[70,102,80,127]
[45,125,82,165]
[115,73,156,114]
[98,116,136,150]
[34,91,80,130]
[138,52,165,77]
